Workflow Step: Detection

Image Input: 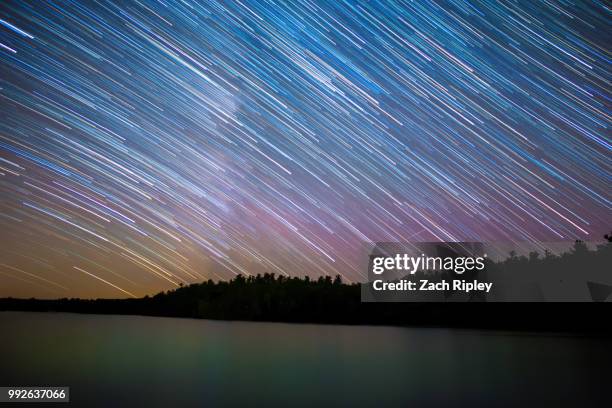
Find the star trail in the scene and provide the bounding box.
[0,0,609,298]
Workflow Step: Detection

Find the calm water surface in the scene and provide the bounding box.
[0,312,609,407]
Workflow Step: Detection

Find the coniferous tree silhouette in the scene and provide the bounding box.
[0,234,610,332]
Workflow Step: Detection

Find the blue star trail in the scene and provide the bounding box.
[0,0,609,297]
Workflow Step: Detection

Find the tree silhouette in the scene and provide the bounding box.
[0,234,610,332]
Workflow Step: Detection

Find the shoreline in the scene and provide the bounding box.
[2,300,610,336]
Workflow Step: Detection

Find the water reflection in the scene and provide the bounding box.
[0,312,609,407]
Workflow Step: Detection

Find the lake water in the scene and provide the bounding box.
[0,312,609,407]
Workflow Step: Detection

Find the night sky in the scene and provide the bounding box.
[0,0,609,298]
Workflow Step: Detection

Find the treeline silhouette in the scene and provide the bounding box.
[1,237,611,333]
